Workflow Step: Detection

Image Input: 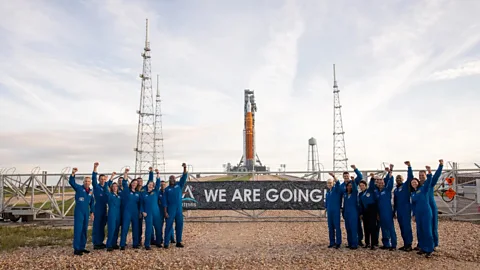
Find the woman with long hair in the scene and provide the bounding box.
[105,178,122,251]
[119,169,141,250]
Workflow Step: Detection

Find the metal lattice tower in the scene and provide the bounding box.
[134,19,155,176]
[153,74,166,174]
[332,64,348,174]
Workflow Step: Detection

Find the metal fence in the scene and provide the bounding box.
[1,163,479,223]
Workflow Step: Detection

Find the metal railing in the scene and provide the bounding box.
[1,163,479,223]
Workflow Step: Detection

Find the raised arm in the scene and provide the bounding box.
[385,165,394,193]
[405,161,414,181]
[107,172,116,187]
[92,162,99,188]
[368,173,376,192]
[148,167,154,183]
[351,165,363,185]
[155,169,161,191]
[431,159,444,187]
[68,168,81,191]
[423,166,433,193]
[179,163,188,189]
[122,169,130,191]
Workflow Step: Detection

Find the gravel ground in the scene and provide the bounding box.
[0,220,479,269]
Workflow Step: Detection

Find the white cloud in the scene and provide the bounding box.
[0,0,479,174]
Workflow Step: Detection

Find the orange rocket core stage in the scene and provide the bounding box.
[245,111,254,160]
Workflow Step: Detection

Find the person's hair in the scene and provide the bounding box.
[110,182,118,193]
[129,179,138,190]
[99,174,106,178]
[396,174,402,179]
[84,176,91,181]
[419,170,426,174]
[137,177,143,181]
[410,178,419,192]
[359,180,367,186]
[343,171,349,175]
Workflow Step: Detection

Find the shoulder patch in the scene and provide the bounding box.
[366,193,370,197]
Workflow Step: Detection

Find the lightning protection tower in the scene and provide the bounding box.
[134,19,155,176]
[153,74,166,174]
[332,64,348,175]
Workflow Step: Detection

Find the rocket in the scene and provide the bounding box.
[245,99,254,169]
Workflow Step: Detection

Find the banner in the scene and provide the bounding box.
[181,181,327,210]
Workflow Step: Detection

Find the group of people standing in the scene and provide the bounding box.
[68,162,188,255]
[325,160,443,258]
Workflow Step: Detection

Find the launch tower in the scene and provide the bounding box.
[332,64,349,175]
[134,19,155,176]
[231,89,267,172]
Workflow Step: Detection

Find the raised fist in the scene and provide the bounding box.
[94,162,99,167]
[426,166,431,172]
[182,163,187,168]
[350,165,356,169]
[124,168,130,173]
[404,161,410,166]
[72,168,78,173]
[149,167,153,171]
[439,159,444,165]
[389,164,394,171]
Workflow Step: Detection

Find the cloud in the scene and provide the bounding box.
[427,60,480,80]
[0,0,479,175]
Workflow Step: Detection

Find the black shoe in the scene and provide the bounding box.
[145,246,151,250]
[120,246,125,250]
[425,252,433,258]
[370,246,376,250]
[156,244,163,248]
[389,247,396,251]
[107,248,113,252]
[81,250,90,254]
[113,245,120,250]
[176,243,184,248]
[93,245,104,250]
[363,244,370,249]
[399,246,405,251]
[334,244,340,249]
[171,240,176,244]
[404,246,413,252]
[164,245,169,249]
[345,245,351,248]
[417,250,425,255]
[358,241,365,247]
[349,246,358,250]
[380,246,389,250]
[414,246,420,251]
[74,250,83,256]
[100,243,106,248]
[328,244,334,248]
[132,246,139,249]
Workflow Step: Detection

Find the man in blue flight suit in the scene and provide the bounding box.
[163,163,188,248]
[91,162,109,250]
[69,167,95,256]
[340,165,364,247]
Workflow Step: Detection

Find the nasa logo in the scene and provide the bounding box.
[366,193,370,197]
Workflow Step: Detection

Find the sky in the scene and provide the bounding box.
[0,0,479,175]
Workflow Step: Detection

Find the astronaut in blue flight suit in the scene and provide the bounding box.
[91,162,109,250]
[162,163,188,248]
[340,165,364,247]
[393,161,414,252]
[105,173,122,252]
[326,172,342,248]
[69,168,95,256]
[140,169,162,250]
[375,165,397,250]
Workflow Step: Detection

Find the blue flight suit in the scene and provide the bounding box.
[340,169,364,243]
[412,173,434,253]
[91,172,108,246]
[69,175,95,252]
[428,164,443,247]
[163,172,188,247]
[105,187,121,249]
[344,180,359,248]
[138,172,153,246]
[376,174,397,248]
[141,177,162,248]
[153,188,175,243]
[120,181,141,248]
[394,166,413,248]
[326,180,342,246]
[359,177,378,247]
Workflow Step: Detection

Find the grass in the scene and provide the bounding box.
[213,175,251,181]
[0,226,78,251]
